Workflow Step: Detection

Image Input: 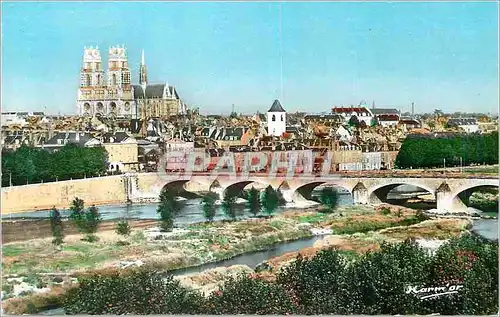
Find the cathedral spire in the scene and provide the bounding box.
[139,49,148,86]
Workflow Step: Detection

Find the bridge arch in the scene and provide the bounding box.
[367,182,436,205]
[161,180,207,198]
[451,184,499,210]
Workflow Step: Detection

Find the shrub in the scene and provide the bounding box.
[347,239,432,315]
[207,273,296,315]
[63,270,205,315]
[424,235,498,314]
[115,220,131,236]
[50,207,64,246]
[379,207,391,215]
[276,249,351,314]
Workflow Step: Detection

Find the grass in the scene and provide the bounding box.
[2,245,27,257]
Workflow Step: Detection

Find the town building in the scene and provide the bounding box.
[478,121,498,134]
[100,132,139,172]
[446,118,479,133]
[267,99,287,137]
[372,108,401,127]
[76,46,187,119]
[332,106,373,125]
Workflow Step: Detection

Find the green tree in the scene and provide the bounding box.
[246,187,261,217]
[370,117,379,127]
[69,197,86,233]
[222,189,237,221]
[50,207,64,247]
[157,189,177,232]
[207,274,296,315]
[261,186,279,216]
[348,115,360,127]
[82,205,102,242]
[319,187,339,212]
[201,192,218,222]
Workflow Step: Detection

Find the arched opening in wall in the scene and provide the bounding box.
[272,114,276,122]
[112,74,117,85]
[96,74,101,86]
[96,102,104,116]
[85,74,91,86]
[161,180,201,201]
[83,103,91,114]
[369,183,435,210]
[454,185,498,215]
[110,102,117,116]
[295,182,353,206]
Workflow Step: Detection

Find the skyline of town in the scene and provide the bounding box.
[2,1,499,115]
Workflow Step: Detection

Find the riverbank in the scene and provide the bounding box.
[1,203,476,314]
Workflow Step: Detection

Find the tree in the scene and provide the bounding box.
[246,187,261,217]
[261,186,279,216]
[82,205,102,242]
[157,189,177,232]
[222,189,237,221]
[319,187,339,212]
[202,192,218,222]
[69,197,86,233]
[370,117,379,127]
[348,115,360,127]
[50,207,64,247]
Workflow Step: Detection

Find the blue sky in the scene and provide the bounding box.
[1,1,498,115]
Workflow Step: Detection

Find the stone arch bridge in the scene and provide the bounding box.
[124,173,498,213]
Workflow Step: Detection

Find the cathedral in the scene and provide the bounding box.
[76,45,187,119]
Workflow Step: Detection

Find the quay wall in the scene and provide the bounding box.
[1,175,127,215]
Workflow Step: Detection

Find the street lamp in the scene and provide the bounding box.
[460,157,463,173]
[443,158,446,169]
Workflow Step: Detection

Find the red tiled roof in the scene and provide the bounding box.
[332,107,371,114]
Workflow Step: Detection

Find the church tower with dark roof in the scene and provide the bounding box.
[266,99,286,137]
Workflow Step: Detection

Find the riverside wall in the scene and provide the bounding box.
[1,175,127,215]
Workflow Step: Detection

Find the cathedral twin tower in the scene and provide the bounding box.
[77,45,187,119]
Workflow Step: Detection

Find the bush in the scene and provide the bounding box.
[379,207,391,215]
[276,249,350,314]
[82,205,101,240]
[115,220,131,236]
[207,273,296,315]
[69,198,85,232]
[63,270,205,315]
[424,235,498,314]
[50,207,64,246]
[347,240,432,314]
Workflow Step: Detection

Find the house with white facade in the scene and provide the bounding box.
[331,106,373,125]
[446,118,479,133]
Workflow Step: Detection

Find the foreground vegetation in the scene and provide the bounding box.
[61,235,497,315]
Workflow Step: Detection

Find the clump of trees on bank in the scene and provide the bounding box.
[395,132,498,169]
[1,144,108,187]
[63,235,498,315]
